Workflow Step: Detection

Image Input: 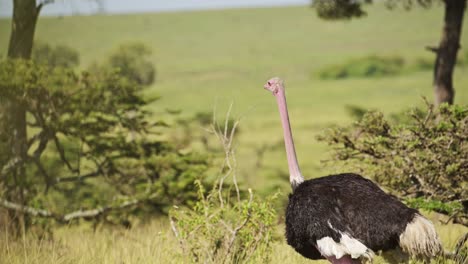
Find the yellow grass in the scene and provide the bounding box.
[1,212,466,263]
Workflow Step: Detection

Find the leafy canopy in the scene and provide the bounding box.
[0,43,208,230]
[317,102,467,225]
[313,0,435,20]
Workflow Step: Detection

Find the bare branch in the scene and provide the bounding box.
[225,188,253,259]
[0,198,143,223]
[212,102,242,207]
[63,199,139,222]
[223,102,233,142]
[454,232,468,256]
[0,199,54,218]
[37,0,55,13]
[32,131,50,159]
[27,131,42,148]
[443,232,468,262]
[53,134,78,173]
[54,169,102,184]
[31,157,53,192]
[0,157,22,178]
[169,215,186,255]
[232,189,253,234]
[425,45,439,53]
[441,209,462,225]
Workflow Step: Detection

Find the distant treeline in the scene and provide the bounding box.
[316,52,468,80]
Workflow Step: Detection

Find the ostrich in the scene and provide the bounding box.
[263,77,442,263]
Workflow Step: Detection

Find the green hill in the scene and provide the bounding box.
[1,3,468,189]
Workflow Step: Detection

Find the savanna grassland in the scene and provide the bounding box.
[0,3,467,263]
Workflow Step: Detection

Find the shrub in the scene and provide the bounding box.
[317,55,405,79]
[345,104,368,120]
[408,52,468,72]
[32,42,80,68]
[315,54,468,79]
[412,57,433,71]
[94,42,156,86]
[170,183,277,263]
[170,115,278,263]
[317,101,467,226]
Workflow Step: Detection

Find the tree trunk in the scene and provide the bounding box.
[2,0,40,236]
[8,0,40,59]
[6,0,38,157]
[433,0,466,106]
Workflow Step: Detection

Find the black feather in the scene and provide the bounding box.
[285,173,418,260]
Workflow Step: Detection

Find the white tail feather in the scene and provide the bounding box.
[399,214,442,258]
[316,221,375,260]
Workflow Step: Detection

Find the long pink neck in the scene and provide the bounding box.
[275,88,304,190]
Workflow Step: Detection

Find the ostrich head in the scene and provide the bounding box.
[264,77,284,95]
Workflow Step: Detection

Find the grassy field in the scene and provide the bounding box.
[0,213,466,264]
[1,3,468,263]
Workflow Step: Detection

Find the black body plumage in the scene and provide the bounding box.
[285,173,418,260]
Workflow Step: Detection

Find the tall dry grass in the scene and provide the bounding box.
[0,220,183,264]
[1,212,466,263]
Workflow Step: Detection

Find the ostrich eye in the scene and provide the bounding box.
[267,81,272,86]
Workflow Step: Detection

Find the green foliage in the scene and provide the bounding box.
[317,55,405,79]
[345,105,369,120]
[406,198,463,216]
[412,57,434,71]
[32,42,80,68]
[0,57,209,229]
[411,53,468,71]
[384,0,434,10]
[170,115,278,264]
[317,102,468,225]
[317,54,468,80]
[313,0,435,20]
[170,181,277,264]
[313,0,370,20]
[91,42,156,86]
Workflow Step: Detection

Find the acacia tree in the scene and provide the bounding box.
[313,0,466,106]
[1,57,210,232]
[1,0,209,236]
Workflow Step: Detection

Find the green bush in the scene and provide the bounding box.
[170,116,278,264]
[32,42,80,68]
[170,183,277,263]
[406,52,468,72]
[345,104,369,120]
[91,42,156,86]
[317,102,467,226]
[411,57,433,71]
[411,54,468,71]
[317,55,405,79]
[316,53,468,80]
